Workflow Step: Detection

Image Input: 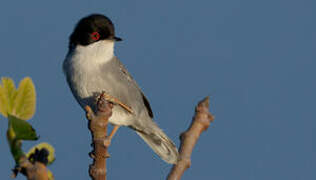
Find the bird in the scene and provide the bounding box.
[63,14,179,164]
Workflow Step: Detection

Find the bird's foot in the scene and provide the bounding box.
[103,137,112,147]
[103,125,120,147]
[98,92,134,114]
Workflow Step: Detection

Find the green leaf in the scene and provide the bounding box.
[0,77,18,117]
[26,142,55,165]
[12,77,36,120]
[6,128,24,163]
[8,114,38,140]
[7,126,16,140]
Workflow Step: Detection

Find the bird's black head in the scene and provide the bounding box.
[69,14,122,48]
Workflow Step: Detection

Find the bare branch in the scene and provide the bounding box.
[85,93,113,180]
[167,96,214,180]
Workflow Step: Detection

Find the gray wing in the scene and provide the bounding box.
[141,92,153,118]
[109,57,154,118]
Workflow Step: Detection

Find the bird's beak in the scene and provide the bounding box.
[114,37,122,41]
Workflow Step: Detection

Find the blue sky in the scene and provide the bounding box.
[0,0,315,179]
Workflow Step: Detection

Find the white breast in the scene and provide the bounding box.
[71,40,115,66]
[63,40,134,126]
[63,40,115,99]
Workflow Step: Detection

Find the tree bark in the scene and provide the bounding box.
[85,95,113,180]
[167,97,214,180]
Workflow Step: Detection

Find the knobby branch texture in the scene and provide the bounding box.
[12,156,48,180]
[167,96,214,180]
[85,94,113,180]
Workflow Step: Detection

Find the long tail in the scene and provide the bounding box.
[132,123,179,164]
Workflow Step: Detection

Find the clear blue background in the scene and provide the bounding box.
[0,0,315,179]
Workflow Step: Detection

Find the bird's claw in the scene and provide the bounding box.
[98,92,134,114]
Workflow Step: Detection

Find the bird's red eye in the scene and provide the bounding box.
[91,32,100,41]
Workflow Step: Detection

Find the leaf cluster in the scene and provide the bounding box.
[0,77,55,179]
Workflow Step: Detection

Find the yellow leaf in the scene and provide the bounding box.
[0,85,7,117]
[0,77,17,117]
[12,77,36,120]
[47,169,54,180]
[26,142,55,165]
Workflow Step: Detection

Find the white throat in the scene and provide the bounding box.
[72,40,115,65]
